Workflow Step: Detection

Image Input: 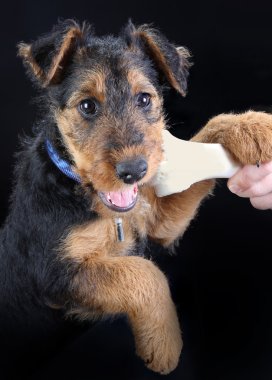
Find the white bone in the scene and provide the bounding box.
[152,130,240,197]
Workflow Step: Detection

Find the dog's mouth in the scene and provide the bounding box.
[98,184,138,212]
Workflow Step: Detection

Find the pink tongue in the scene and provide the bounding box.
[109,185,137,208]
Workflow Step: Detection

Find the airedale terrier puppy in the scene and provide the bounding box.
[1,18,272,375]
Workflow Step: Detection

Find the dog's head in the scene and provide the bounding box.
[18,19,190,213]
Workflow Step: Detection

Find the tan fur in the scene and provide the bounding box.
[193,111,272,164]
[62,206,151,261]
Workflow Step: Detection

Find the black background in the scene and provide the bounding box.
[1,1,272,379]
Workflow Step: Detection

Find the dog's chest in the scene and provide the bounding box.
[63,197,151,261]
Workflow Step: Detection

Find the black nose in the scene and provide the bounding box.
[116,157,148,184]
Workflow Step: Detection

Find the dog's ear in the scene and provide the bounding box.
[17,19,89,87]
[123,20,191,96]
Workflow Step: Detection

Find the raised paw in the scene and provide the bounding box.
[133,300,182,375]
[193,111,272,166]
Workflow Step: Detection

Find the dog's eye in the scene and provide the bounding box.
[136,93,151,108]
[78,99,98,117]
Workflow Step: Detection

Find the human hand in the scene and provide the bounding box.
[227,161,272,210]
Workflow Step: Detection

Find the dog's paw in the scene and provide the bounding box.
[134,301,182,375]
[194,111,272,165]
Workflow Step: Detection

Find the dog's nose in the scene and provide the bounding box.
[116,157,148,184]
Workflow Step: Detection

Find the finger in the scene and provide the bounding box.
[250,192,272,210]
[229,173,272,198]
[228,161,272,194]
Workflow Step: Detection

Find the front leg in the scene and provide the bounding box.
[144,180,214,246]
[146,111,272,246]
[62,220,182,375]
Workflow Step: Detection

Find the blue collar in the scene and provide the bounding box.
[45,139,81,183]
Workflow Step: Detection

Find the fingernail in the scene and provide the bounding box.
[228,184,242,194]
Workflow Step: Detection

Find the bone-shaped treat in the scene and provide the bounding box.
[153,130,241,197]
